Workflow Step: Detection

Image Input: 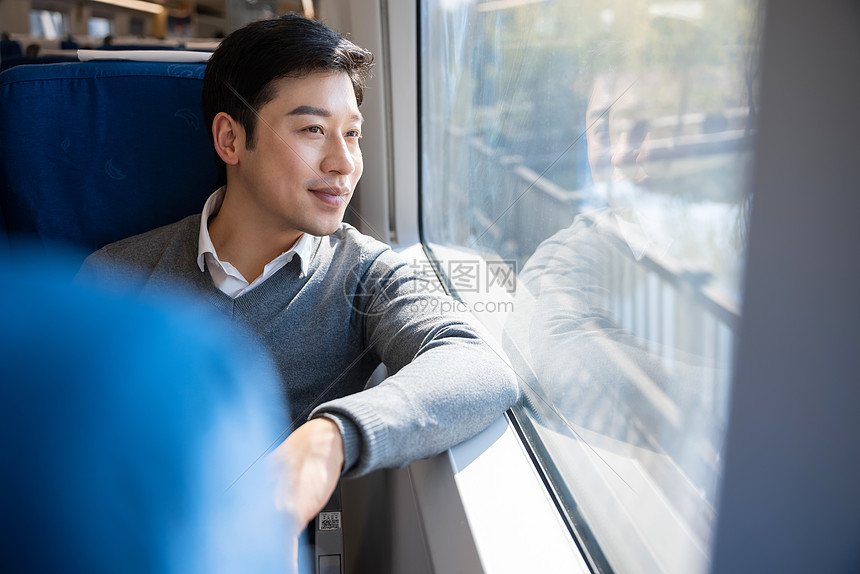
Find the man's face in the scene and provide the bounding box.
[232,71,364,238]
[586,76,651,186]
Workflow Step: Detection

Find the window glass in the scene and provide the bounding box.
[419,1,762,572]
[30,10,66,40]
[89,17,113,39]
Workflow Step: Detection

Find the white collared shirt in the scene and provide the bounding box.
[196,187,315,298]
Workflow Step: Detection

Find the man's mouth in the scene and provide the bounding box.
[309,186,350,207]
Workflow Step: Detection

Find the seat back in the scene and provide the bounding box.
[0,60,218,262]
[0,54,80,72]
[0,39,23,60]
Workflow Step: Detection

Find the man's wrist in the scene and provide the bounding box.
[315,413,360,474]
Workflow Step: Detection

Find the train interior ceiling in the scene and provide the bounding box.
[1,0,860,573]
[0,0,312,48]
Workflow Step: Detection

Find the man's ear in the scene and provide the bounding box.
[212,112,242,166]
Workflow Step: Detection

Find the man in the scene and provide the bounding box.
[78,14,517,528]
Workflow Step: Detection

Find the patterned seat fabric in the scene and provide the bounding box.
[0,61,218,263]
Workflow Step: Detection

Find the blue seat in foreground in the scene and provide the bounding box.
[0,60,218,263]
[0,253,293,573]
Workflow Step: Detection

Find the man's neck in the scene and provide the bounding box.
[208,190,303,283]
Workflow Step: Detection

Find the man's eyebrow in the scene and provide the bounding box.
[287,105,363,123]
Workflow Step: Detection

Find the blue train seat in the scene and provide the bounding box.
[0,252,292,572]
[0,54,80,72]
[0,60,218,263]
[0,39,23,59]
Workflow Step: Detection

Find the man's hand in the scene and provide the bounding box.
[272,417,345,529]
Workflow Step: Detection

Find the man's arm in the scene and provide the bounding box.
[310,248,519,478]
[276,248,517,524]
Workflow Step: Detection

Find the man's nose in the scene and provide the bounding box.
[321,135,357,176]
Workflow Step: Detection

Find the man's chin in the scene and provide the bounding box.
[303,218,345,238]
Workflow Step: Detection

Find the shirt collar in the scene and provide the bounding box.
[196,187,225,273]
[197,187,315,278]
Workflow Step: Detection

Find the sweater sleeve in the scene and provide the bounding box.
[310,248,519,477]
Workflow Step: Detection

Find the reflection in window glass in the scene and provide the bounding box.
[420,1,762,573]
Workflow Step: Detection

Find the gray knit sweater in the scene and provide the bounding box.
[78,216,518,477]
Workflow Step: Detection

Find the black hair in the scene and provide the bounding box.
[202,14,374,184]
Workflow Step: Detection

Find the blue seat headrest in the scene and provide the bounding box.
[0,39,23,59]
[0,61,218,261]
[0,54,80,72]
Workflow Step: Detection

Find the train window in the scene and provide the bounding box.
[88,16,113,38]
[419,1,762,573]
[29,10,67,39]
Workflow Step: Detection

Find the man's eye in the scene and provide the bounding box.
[346,130,361,139]
[306,126,322,134]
